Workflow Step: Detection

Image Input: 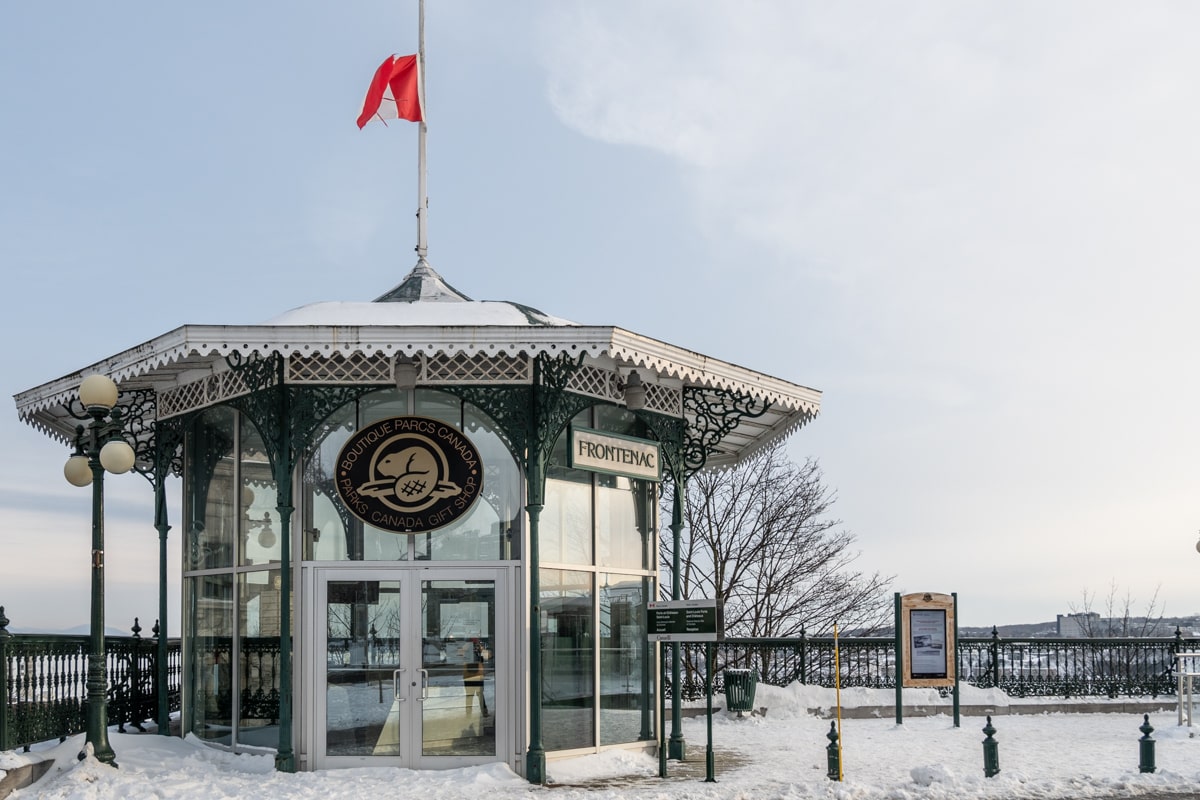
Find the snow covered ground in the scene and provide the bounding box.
[5,682,1200,799]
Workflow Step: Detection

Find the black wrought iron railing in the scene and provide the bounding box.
[0,609,182,752]
[670,629,1186,701]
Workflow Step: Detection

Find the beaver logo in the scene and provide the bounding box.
[335,416,483,534]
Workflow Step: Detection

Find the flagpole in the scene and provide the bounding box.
[416,0,428,261]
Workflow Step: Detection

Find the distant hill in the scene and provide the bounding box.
[960,622,1057,637]
[961,616,1200,638]
[8,624,141,638]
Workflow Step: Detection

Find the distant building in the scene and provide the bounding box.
[1056,612,1100,637]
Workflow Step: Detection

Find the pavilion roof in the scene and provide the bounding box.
[14,264,821,468]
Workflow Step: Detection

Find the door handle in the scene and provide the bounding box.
[418,668,429,702]
[393,669,405,701]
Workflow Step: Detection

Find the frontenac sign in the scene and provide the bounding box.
[334,416,483,534]
[568,426,661,482]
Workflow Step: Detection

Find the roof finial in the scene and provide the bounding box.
[374,261,471,303]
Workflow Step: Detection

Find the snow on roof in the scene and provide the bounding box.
[263,300,577,328]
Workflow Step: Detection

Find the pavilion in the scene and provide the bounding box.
[14,260,820,780]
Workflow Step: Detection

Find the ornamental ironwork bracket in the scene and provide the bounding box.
[634,409,688,485]
[681,386,771,478]
[226,352,375,481]
[531,352,594,462]
[438,385,533,469]
[523,352,593,507]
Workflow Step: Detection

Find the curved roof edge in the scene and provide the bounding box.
[14,324,821,437]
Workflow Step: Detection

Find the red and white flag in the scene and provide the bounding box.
[357,54,423,128]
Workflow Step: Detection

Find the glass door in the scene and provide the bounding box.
[316,572,407,766]
[416,576,498,763]
[313,568,507,769]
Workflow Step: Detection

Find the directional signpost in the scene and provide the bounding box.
[647,599,721,642]
[648,599,721,782]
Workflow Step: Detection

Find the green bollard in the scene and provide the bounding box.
[1139,714,1156,774]
[826,721,841,781]
[982,716,1000,778]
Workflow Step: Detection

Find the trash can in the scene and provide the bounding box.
[723,668,758,717]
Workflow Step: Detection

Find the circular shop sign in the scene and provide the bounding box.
[334,416,483,534]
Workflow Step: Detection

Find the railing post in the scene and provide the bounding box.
[990,627,1000,687]
[826,720,841,780]
[1138,714,1156,774]
[128,618,142,733]
[799,627,807,685]
[0,607,10,752]
[982,715,1000,777]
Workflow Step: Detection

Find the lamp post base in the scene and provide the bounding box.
[526,747,546,784]
[668,733,687,761]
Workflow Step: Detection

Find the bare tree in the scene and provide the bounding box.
[663,441,892,637]
[1068,581,1166,637]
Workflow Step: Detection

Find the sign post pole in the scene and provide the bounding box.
[705,641,715,782]
[647,599,721,779]
[952,592,961,728]
[893,593,903,725]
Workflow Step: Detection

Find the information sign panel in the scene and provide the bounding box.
[900,592,956,688]
[647,599,721,642]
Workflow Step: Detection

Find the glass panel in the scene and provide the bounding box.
[187,573,234,742]
[238,571,280,747]
[414,389,461,426]
[360,390,408,425]
[599,573,655,744]
[542,411,593,566]
[541,568,594,751]
[413,499,502,562]
[240,419,280,566]
[303,402,354,561]
[542,476,592,566]
[420,580,496,756]
[597,476,654,570]
[594,405,640,437]
[187,407,236,570]
[325,580,402,756]
[466,404,521,561]
[414,403,522,562]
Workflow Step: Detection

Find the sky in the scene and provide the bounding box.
[2,2,1200,632]
[7,686,1200,798]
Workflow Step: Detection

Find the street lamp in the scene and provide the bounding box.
[64,374,135,766]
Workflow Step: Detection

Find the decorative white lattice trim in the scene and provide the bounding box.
[288,352,391,384]
[643,382,682,417]
[158,369,255,419]
[565,364,683,417]
[567,364,623,403]
[422,352,531,384]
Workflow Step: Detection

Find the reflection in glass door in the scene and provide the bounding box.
[314,569,506,769]
[418,580,496,758]
[323,578,404,759]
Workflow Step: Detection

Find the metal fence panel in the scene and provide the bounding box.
[669,633,1183,701]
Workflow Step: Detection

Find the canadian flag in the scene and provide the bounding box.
[357,54,424,128]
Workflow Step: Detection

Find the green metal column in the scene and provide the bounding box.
[275,499,295,771]
[153,476,171,735]
[524,476,546,784]
[0,607,10,752]
[521,352,589,784]
[84,450,117,765]
[668,486,686,760]
[275,389,296,773]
